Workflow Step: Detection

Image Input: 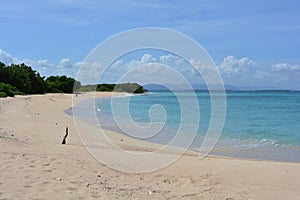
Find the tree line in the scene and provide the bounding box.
[0,62,146,97]
[79,83,147,93]
[0,62,80,97]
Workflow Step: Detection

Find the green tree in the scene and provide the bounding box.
[0,63,46,94]
[46,76,81,93]
[0,82,15,97]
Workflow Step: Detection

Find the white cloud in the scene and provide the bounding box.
[159,54,184,66]
[216,55,299,89]
[99,53,208,85]
[1,48,299,89]
[140,53,157,63]
[219,56,255,75]
[271,63,300,72]
[58,58,72,67]
[0,49,19,65]
[0,49,216,85]
[75,61,105,84]
[189,58,216,75]
[22,59,54,75]
[254,70,272,79]
[0,48,55,75]
[0,48,78,77]
[119,63,174,84]
[22,58,54,67]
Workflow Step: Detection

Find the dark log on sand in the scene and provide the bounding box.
[61,127,69,144]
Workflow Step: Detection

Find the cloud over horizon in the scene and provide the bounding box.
[271,63,300,72]
[0,48,299,90]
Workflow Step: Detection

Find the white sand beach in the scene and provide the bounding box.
[1,93,300,199]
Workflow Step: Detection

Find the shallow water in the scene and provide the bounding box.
[66,91,300,162]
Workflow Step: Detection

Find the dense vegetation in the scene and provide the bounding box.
[79,83,147,93]
[45,76,81,93]
[0,82,15,97]
[0,62,46,96]
[0,62,146,97]
[0,62,80,97]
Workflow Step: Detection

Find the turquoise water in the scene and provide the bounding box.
[68,91,300,162]
[223,91,300,145]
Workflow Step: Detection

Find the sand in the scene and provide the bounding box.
[0,92,300,200]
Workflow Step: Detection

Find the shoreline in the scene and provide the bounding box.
[1,92,300,199]
[70,93,300,164]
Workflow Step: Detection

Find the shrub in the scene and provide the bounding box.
[0,82,15,97]
[0,91,8,98]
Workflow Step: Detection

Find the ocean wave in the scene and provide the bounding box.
[259,138,279,146]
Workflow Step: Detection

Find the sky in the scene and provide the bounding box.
[0,0,299,89]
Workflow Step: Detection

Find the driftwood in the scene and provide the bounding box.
[61,127,69,144]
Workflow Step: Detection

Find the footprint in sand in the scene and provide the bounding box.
[24,175,34,180]
[23,185,33,188]
[55,161,63,165]
[91,194,101,199]
[181,193,202,198]
[177,178,193,187]
[67,187,78,192]
[30,159,36,163]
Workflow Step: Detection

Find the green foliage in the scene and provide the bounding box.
[77,84,97,92]
[0,62,144,96]
[46,76,81,93]
[0,82,15,97]
[79,83,147,93]
[0,92,7,98]
[114,83,147,93]
[0,62,81,96]
[133,86,146,94]
[97,83,116,92]
[0,62,46,94]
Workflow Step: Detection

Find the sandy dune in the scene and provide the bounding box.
[1,93,300,199]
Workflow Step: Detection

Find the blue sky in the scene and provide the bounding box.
[0,0,299,89]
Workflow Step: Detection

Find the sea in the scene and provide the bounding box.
[66,91,300,162]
